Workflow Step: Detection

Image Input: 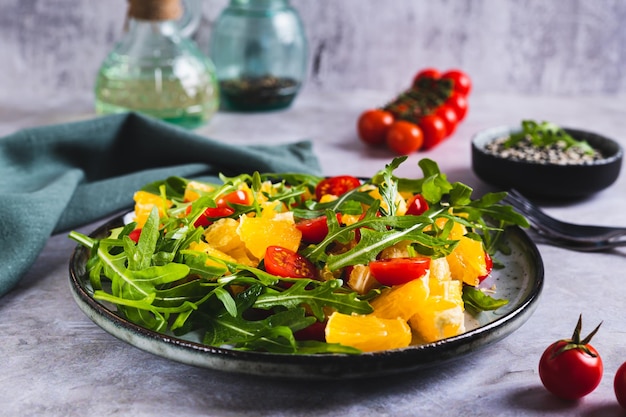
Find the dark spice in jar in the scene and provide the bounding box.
[220,75,299,111]
[484,135,604,165]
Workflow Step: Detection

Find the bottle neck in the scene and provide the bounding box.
[128,0,182,22]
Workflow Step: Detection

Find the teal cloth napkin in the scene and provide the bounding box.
[0,112,321,297]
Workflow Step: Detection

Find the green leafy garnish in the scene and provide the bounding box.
[504,120,594,154]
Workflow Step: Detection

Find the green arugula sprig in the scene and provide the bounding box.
[504,120,594,154]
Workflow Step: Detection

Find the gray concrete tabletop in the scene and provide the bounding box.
[1,87,625,416]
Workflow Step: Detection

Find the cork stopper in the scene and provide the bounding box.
[128,0,183,21]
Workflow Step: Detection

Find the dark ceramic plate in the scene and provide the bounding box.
[69,215,544,380]
[472,126,623,199]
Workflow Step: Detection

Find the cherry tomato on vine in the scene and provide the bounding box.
[441,69,472,96]
[296,213,341,244]
[615,362,626,409]
[385,120,424,155]
[445,92,469,121]
[216,189,251,208]
[315,175,361,200]
[433,104,459,137]
[478,252,493,283]
[405,194,429,216]
[419,114,447,150]
[538,315,603,400]
[412,68,441,85]
[357,109,395,146]
[369,257,431,286]
[264,246,317,279]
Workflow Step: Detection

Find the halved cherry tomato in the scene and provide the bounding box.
[405,194,429,216]
[433,104,459,137]
[194,206,235,227]
[385,120,424,155]
[296,214,341,244]
[478,252,493,283]
[315,176,361,200]
[445,92,469,121]
[264,246,317,279]
[357,109,395,146]
[369,257,431,286]
[441,69,472,96]
[216,190,251,208]
[419,114,447,150]
[128,228,142,243]
[294,321,327,341]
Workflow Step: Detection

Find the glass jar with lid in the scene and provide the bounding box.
[209,0,308,111]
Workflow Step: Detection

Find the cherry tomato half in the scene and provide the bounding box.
[419,114,447,150]
[538,317,603,400]
[405,194,429,216]
[433,104,459,137]
[315,176,361,200]
[615,362,626,409]
[369,257,431,286]
[441,69,472,96]
[194,206,235,227]
[216,190,251,208]
[445,92,469,121]
[264,246,317,279]
[128,228,142,243]
[296,213,342,244]
[478,252,493,283]
[358,109,395,146]
[385,120,424,155]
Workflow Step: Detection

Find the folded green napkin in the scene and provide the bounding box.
[0,112,321,297]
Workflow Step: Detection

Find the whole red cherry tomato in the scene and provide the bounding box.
[445,92,469,121]
[369,257,431,286]
[412,68,441,85]
[434,105,459,137]
[538,315,603,400]
[357,109,395,146]
[405,194,429,216]
[315,175,361,200]
[419,114,447,150]
[441,69,472,96]
[264,246,317,279]
[615,362,626,409]
[385,120,424,155]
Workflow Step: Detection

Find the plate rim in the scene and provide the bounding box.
[69,214,544,380]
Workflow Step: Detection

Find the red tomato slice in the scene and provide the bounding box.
[264,246,317,279]
[405,194,429,216]
[216,190,251,208]
[194,206,235,227]
[478,252,493,283]
[315,176,361,200]
[296,214,341,244]
[369,257,430,286]
[128,228,142,243]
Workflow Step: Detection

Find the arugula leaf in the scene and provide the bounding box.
[462,286,509,313]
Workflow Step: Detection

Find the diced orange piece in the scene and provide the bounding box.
[237,204,302,259]
[133,191,172,228]
[409,297,465,344]
[203,218,258,266]
[183,180,215,202]
[325,312,412,352]
[370,276,430,321]
[446,235,487,286]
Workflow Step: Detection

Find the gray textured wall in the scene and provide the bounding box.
[1,0,625,105]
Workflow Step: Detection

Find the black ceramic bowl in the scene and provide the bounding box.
[472,126,623,199]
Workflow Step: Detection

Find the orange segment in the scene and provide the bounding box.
[203,218,258,266]
[325,312,412,352]
[183,180,215,202]
[370,275,430,321]
[237,204,302,259]
[446,235,487,286]
[408,297,465,344]
[133,191,172,228]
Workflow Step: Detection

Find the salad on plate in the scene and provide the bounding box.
[69,157,528,355]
